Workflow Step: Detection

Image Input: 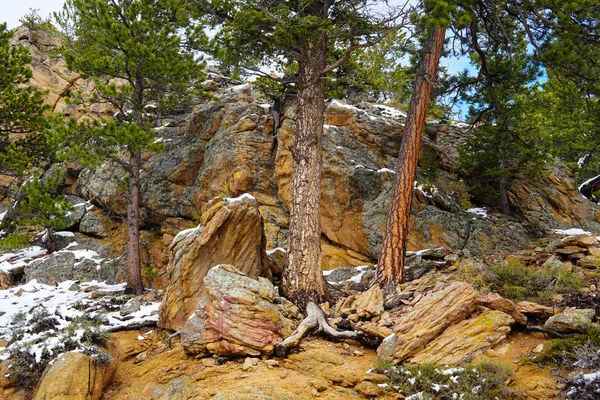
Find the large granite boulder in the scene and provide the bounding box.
[180,265,301,357]
[377,281,480,362]
[33,352,115,400]
[158,195,272,331]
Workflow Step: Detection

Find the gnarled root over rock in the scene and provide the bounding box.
[275,302,358,356]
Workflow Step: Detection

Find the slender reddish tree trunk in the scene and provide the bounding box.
[376,26,446,292]
[282,32,328,311]
[125,149,144,294]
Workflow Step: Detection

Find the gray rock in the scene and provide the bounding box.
[120,297,141,316]
[79,211,109,238]
[324,267,361,283]
[545,308,596,333]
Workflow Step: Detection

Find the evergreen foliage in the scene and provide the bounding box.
[52,0,208,294]
[0,22,51,175]
[0,170,73,251]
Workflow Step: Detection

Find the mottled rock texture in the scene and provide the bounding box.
[544,308,596,333]
[377,281,480,361]
[33,352,115,400]
[180,265,301,356]
[158,196,272,330]
[409,308,514,365]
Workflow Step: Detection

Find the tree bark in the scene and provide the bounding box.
[125,149,144,294]
[375,25,446,292]
[282,31,328,311]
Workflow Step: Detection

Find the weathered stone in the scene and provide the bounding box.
[352,285,384,319]
[158,196,271,330]
[516,301,554,319]
[180,265,301,357]
[557,234,598,249]
[210,386,303,400]
[33,352,115,400]
[578,255,600,269]
[542,255,566,269]
[324,266,361,283]
[589,247,600,257]
[120,297,141,316]
[556,246,588,255]
[545,308,595,333]
[410,308,514,365]
[79,210,109,238]
[479,293,527,325]
[354,381,384,397]
[377,281,480,361]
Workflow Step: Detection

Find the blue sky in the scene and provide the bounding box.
[3,0,65,29]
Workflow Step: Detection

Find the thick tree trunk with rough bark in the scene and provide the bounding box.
[125,150,144,294]
[282,32,328,311]
[375,26,446,292]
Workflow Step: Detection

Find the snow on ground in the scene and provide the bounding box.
[377,168,396,174]
[0,246,47,273]
[467,207,489,218]
[0,279,161,362]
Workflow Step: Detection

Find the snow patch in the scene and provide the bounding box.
[266,247,286,256]
[467,208,488,218]
[553,228,592,236]
[55,231,75,238]
[225,193,256,203]
[330,99,361,112]
[377,168,396,174]
[0,246,47,273]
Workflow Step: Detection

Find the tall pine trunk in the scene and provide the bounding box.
[375,25,446,292]
[282,32,328,311]
[125,149,144,294]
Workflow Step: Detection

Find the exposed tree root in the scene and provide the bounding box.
[275,302,358,356]
[527,325,568,338]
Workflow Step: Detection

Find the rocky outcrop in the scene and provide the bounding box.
[33,352,115,400]
[10,27,112,120]
[377,282,480,361]
[544,308,596,333]
[509,162,600,232]
[11,26,600,286]
[180,265,301,357]
[158,196,272,331]
[409,308,514,365]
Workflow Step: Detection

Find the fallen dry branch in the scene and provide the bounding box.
[274,302,358,356]
[106,320,157,333]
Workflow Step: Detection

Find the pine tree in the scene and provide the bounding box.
[0,22,50,175]
[196,0,409,309]
[1,170,74,252]
[53,0,207,294]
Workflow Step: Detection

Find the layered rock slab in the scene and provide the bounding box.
[377,281,480,361]
[158,196,271,331]
[180,265,301,357]
[409,308,514,365]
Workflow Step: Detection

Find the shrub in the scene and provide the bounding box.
[372,361,515,400]
[477,259,585,304]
